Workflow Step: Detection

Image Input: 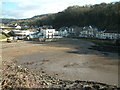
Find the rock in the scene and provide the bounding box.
[92,84,100,89]
[75,80,81,83]
[1,61,119,89]
[83,86,92,89]
[41,70,45,73]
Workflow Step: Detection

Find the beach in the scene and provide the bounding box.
[2,38,119,87]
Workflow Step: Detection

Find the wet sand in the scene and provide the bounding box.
[2,38,119,86]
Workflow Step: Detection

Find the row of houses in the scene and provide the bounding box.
[1,25,120,42]
[1,25,62,41]
[0,25,22,30]
[59,26,120,40]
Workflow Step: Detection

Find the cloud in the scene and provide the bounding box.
[3,0,70,18]
[2,0,119,19]
[97,0,119,3]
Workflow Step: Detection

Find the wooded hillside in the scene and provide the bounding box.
[1,2,120,32]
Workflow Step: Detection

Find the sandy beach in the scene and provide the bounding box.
[2,38,119,86]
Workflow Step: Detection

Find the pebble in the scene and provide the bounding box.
[1,61,119,89]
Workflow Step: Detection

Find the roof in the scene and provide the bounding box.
[16,26,21,29]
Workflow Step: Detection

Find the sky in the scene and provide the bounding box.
[0,0,119,19]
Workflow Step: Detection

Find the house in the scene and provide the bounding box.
[0,24,22,31]
[15,25,21,30]
[59,27,69,37]
[0,26,15,30]
[79,26,98,38]
[2,29,11,34]
[102,31,120,40]
[12,30,33,40]
[68,26,82,36]
[59,26,82,37]
[79,26,120,40]
[39,28,56,39]
[53,31,62,39]
[26,26,59,41]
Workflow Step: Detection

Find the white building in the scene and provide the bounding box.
[2,30,11,34]
[15,25,21,30]
[12,30,34,40]
[40,29,56,38]
[79,26,120,40]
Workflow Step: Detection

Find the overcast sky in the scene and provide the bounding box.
[1,0,119,19]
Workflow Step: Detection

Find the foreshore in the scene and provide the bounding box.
[1,38,119,89]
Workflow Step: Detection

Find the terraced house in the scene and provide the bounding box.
[79,26,120,40]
